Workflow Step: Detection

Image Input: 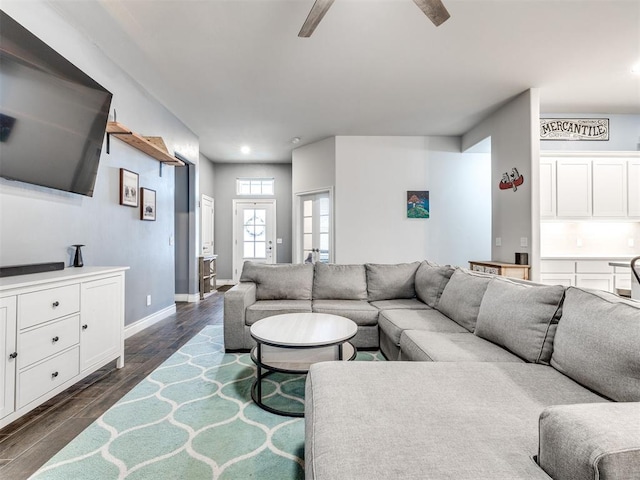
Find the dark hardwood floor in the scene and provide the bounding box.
[0,292,224,479]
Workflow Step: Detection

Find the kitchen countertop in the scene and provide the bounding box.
[540,256,634,260]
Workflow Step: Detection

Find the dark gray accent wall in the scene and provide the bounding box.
[208,163,292,279]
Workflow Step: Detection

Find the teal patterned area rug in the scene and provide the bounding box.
[30,325,383,479]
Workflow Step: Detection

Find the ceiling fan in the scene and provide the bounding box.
[299,0,450,37]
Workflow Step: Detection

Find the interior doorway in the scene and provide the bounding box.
[174,157,197,302]
[232,199,277,282]
[201,194,214,256]
[295,189,333,264]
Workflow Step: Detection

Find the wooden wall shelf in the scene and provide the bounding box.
[106,121,185,166]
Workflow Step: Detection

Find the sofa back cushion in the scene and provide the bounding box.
[436,269,492,332]
[240,262,314,300]
[365,262,420,301]
[474,278,565,364]
[550,287,640,402]
[414,261,455,308]
[313,263,368,300]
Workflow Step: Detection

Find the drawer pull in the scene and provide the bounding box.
[52,301,60,308]
[9,352,18,359]
[82,324,88,330]
[51,371,59,378]
[52,336,60,343]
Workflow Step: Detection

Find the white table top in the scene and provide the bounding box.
[250,313,357,347]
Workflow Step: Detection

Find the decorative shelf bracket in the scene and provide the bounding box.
[106,121,185,166]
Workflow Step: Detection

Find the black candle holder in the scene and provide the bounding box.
[73,244,84,267]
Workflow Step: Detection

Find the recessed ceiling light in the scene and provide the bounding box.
[632,64,640,74]
[291,137,301,144]
[241,145,251,154]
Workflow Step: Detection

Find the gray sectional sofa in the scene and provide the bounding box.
[224,260,640,480]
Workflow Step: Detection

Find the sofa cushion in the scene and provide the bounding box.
[538,403,640,480]
[369,299,430,311]
[474,278,565,364]
[365,262,420,301]
[312,263,367,300]
[312,300,379,326]
[400,331,525,362]
[414,261,455,307]
[240,262,314,300]
[305,362,606,480]
[245,300,312,325]
[379,309,467,346]
[550,287,640,402]
[436,269,492,332]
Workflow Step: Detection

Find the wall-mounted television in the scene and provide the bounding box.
[0,10,112,197]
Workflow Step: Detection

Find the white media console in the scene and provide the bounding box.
[0,266,128,429]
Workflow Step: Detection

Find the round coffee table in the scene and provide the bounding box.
[250,312,358,417]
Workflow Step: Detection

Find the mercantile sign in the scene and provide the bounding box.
[540,118,609,141]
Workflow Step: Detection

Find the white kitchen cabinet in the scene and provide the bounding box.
[556,159,592,217]
[540,160,556,218]
[539,273,575,287]
[0,266,127,429]
[629,160,640,217]
[592,159,627,217]
[575,274,614,292]
[0,296,17,420]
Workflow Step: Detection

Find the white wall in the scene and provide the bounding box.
[292,137,336,194]
[320,136,491,266]
[0,3,200,325]
[462,89,540,277]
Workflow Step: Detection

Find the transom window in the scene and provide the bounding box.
[236,178,274,196]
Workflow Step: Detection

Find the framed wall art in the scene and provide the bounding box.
[119,168,139,207]
[140,188,156,221]
[407,191,429,219]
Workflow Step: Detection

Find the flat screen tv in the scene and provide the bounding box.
[0,10,112,197]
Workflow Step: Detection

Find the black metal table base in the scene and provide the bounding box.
[250,341,356,417]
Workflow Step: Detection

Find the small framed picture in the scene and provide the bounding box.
[119,168,139,207]
[140,188,156,221]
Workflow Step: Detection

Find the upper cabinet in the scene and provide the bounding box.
[541,153,640,219]
[629,160,640,217]
[556,159,592,217]
[592,159,627,217]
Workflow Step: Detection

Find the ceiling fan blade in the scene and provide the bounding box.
[299,0,335,37]
[412,0,450,26]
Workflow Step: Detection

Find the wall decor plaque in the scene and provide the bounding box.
[540,118,609,141]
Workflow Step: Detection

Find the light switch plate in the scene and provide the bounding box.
[520,237,528,247]
[495,237,502,247]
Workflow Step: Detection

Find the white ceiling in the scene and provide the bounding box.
[47,0,640,162]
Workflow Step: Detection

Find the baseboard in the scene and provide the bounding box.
[174,293,201,303]
[125,304,177,339]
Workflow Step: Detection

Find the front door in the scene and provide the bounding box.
[233,200,276,281]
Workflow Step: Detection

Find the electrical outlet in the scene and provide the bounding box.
[576,238,583,248]
[146,295,151,306]
[629,238,635,248]
[169,235,174,246]
[495,237,502,247]
[520,237,528,248]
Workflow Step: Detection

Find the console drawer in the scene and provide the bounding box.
[19,315,80,368]
[17,346,79,408]
[19,284,80,329]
